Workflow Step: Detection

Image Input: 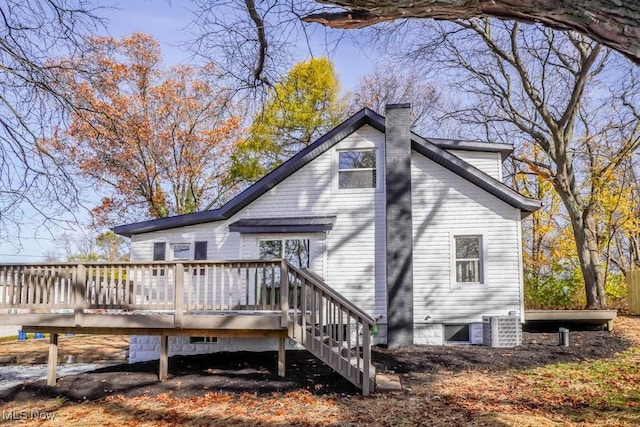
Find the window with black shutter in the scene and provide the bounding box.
[153,242,166,260]
[153,242,166,276]
[194,241,207,260]
[194,241,207,275]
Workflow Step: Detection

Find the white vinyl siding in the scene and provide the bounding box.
[239,125,387,317]
[411,151,522,324]
[129,125,387,319]
[130,221,240,262]
[129,124,523,330]
[446,150,503,181]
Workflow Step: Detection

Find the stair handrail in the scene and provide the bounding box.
[286,263,375,327]
[286,262,374,395]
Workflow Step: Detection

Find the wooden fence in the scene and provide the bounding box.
[627,270,640,315]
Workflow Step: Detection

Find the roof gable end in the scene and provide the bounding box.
[113,108,384,237]
[410,134,541,214]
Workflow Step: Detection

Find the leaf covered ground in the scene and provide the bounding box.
[1,316,638,426]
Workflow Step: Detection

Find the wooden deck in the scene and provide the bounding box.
[525,309,618,331]
[0,260,375,395]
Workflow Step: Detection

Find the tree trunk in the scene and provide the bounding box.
[564,201,608,309]
[306,0,640,65]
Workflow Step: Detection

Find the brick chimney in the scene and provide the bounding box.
[385,103,414,348]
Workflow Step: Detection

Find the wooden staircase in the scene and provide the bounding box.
[284,265,376,395]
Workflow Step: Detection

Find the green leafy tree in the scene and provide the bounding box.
[94,231,129,262]
[47,231,129,263]
[230,57,346,182]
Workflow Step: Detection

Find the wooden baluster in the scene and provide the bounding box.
[244,264,249,308]
[253,265,258,310]
[174,263,184,328]
[338,303,344,370]
[34,267,42,308]
[346,313,352,378]
[362,320,371,395]
[236,265,241,309]
[227,265,233,310]
[280,260,288,328]
[74,265,86,327]
[118,265,125,307]
[212,264,217,311]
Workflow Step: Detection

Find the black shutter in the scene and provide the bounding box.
[194,241,208,260]
[153,243,166,276]
[153,242,166,260]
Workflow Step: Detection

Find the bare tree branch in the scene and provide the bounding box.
[304,0,640,65]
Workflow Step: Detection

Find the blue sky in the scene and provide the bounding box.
[0,0,374,262]
[101,1,372,86]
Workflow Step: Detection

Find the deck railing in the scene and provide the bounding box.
[286,264,375,395]
[0,260,285,314]
[0,260,374,394]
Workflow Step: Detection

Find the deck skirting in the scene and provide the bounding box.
[524,309,617,331]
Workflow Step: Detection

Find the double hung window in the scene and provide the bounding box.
[454,236,483,284]
[338,150,377,189]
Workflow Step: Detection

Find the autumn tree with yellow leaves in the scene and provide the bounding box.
[42,33,243,226]
[394,20,640,309]
[229,57,346,183]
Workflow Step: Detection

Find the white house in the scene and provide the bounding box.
[114,104,541,362]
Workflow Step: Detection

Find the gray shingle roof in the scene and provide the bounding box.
[113,108,540,237]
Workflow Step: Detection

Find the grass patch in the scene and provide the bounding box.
[518,346,640,416]
[436,344,640,426]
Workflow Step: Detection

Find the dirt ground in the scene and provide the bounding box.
[0,317,636,404]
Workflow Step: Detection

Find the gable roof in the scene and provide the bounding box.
[113,108,540,237]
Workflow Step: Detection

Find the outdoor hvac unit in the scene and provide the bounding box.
[482,315,522,348]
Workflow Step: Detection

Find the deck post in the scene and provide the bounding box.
[159,334,169,382]
[47,333,58,386]
[607,319,614,331]
[362,322,371,396]
[278,337,286,377]
[73,264,86,327]
[280,260,289,328]
[174,263,184,328]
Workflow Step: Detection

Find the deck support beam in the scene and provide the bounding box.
[278,337,285,377]
[159,334,168,382]
[47,333,58,386]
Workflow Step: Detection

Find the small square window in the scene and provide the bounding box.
[172,244,191,260]
[454,236,482,283]
[338,150,376,189]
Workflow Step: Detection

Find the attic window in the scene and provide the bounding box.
[338,150,376,189]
